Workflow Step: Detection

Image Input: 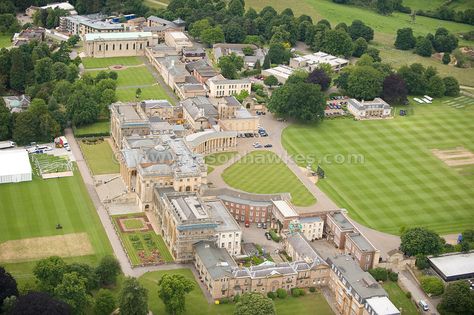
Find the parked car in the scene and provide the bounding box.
[257,222,262,228]
[264,144,272,148]
[254,144,263,148]
[418,300,429,312]
[245,221,250,228]
[265,232,271,240]
[263,223,268,229]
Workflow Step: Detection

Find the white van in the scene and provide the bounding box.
[419,300,429,311]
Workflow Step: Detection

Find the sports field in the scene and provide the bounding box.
[88,66,155,87]
[222,151,316,207]
[282,98,474,234]
[116,85,173,103]
[0,170,112,278]
[139,269,333,315]
[82,56,143,69]
[245,0,474,86]
[79,139,119,175]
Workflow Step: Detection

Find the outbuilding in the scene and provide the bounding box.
[428,251,474,281]
[0,149,32,184]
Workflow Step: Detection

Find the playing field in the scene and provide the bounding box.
[245,0,474,86]
[82,56,143,69]
[88,66,155,87]
[0,170,112,276]
[282,98,474,234]
[116,85,173,103]
[79,139,119,175]
[139,269,333,315]
[222,151,316,207]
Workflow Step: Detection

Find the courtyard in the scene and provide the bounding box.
[222,151,316,207]
[282,98,474,234]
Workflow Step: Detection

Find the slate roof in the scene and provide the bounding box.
[194,241,237,280]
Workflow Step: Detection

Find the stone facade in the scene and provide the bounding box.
[84,32,157,58]
[206,75,251,98]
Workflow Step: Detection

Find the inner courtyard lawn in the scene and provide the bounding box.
[79,139,120,175]
[139,269,334,315]
[222,151,316,207]
[116,85,173,103]
[82,56,143,69]
[206,151,238,174]
[0,171,112,278]
[282,98,474,235]
[88,66,155,87]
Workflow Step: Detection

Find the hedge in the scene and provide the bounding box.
[269,230,281,243]
[276,288,287,299]
[420,276,444,296]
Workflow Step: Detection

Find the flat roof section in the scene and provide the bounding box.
[0,149,32,177]
[365,296,400,315]
[272,200,298,218]
[85,32,152,41]
[429,251,474,279]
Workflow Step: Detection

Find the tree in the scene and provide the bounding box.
[306,68,331,91]
[320,29,353,57]
[276,288,287,299]
[347,66,383,100]
[95,255,121,286]
[9,292,71,315]
[158,274,194,315]
[415,254,429,270]
[268,82,325,123]
[352,37,368,57]
[228,0,244,17]
[262,55,271,69]
[55,272,90,315]
[94,289,116,315]
[366,47,382,62]
[442,52,451,64]
[415,37,434,57]
[420,276,444,296]
[9,50,26,92]
[433,28,458,53]
[400,227,444,256]
[12,111,37,145]
[427,75,446,98]
[224,21,246,43]
[189,19,211,39]
[0,100,12,140]
[369,268,388,281]
[33,256,67,291]
[377,0,394,15]
[234,293,276,315]
[443,76,460,96]
[67,64,79,83]
[119,277,148,315]
[218,53,244,79]
[397,64,428,95]
[200,26,225,47]
[65,263,99,292]
[394,28,416,50]
[35,57,54,84]
[348,20,374,42]
[382,74,407,105]
[267,43,291,65]
[52,62,69,81]
[438,281,474,315]
[67,35,80,47]
[264,75,278,87]
[0,266,18,308]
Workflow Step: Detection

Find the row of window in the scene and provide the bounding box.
[97,42,147,52]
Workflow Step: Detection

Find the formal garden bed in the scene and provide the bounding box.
[112,214,173,266]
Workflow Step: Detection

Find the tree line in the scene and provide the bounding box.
[0,41,117,144]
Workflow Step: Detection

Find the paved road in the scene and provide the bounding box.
[398,270,439,314]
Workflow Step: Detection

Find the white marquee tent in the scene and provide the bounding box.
[0,149,32,184]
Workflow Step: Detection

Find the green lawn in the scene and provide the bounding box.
[383,281,418,315]
[245,0,474,86]
[282,98,474,234]
[144,0,168,8]
[116,85,173,103]
[124,218,146,229]
[74,120,110,137]
[206,151,238,166]
[112,214,173,265]
[0,170,112,281]
[222,151,316,207]
[139,269,333,315]
[404,0,473,11]
[82,56,143,69]
[0,34,11,48]
[88,66,155,87]
[79,139,120,175]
